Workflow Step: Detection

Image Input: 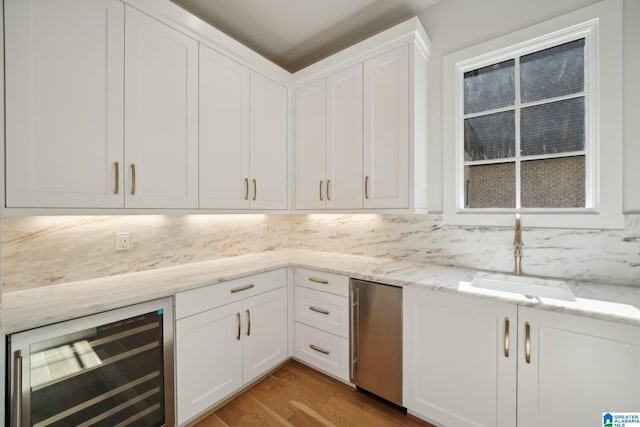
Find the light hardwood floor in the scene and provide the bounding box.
[193,360,435,427]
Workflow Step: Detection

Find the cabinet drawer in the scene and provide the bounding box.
[294,322,349,382]
[295,268,349,297]
[295,286,348,338]
[175,268,287,319]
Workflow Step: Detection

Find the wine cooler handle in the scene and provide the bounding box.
[13,351,22,427]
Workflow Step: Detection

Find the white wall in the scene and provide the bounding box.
[417,0,640,213]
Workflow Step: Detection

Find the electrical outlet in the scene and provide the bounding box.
[116,232,130,250]
[260,224,268,236]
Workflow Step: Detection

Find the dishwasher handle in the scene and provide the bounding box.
[350,288,359,381]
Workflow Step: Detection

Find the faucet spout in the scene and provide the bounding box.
[513,215,523,276]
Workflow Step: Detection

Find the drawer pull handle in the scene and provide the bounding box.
[246,309,251,336]
[244,178,249,200]
[236,313,241,341]
[504,318,510,358]
[308,277,329,285]
[253,179,257,201]
[231,284,255,294]
[309,344,330,355]
[309,306,329,315]
[326,180,331,201]
[320,180,323,201]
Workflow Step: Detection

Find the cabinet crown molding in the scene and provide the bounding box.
[293,16,431,88]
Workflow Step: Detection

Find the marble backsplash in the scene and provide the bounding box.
[1,215,292,291]
[2,213,639,291]
[289,214,640,287]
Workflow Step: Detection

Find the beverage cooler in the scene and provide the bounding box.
[6,297,174,427]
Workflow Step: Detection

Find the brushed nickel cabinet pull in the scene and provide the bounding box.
[504,318,510,358]
[309,306,330,315]
[114,162,120,195]
[12,351,22,427]
[327,180,331,201]
[319,180,324,201]
[253,179,257,201]
[236,313,241,341]
[244,178,249,200]
[365,176,369,199]
[130,164,136,195]
[308,277,329,285]
[246,309,251,336]
[309,344,330,355]
[230,284,255,294]
[525,323,531,364]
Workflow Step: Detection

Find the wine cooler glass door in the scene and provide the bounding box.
[8,297,174,427]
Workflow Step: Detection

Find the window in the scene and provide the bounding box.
[443,0,623,229]
[463,38,587,210]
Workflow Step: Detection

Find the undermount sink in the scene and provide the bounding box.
[470,272,576,302]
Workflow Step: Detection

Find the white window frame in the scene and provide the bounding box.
[443,0,623,229]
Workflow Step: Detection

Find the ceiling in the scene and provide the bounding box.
[170,0,440,72]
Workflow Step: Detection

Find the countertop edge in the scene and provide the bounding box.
[2,249,639,333]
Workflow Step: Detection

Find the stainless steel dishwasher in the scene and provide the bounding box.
[350,279,403,407]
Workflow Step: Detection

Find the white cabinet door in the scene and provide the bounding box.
[517,308,640,427]
[250,72,287,210]
[326,64,363,209]
[175,301,243,425]
[295,64,363,210]
[404,287,517,427]
[363,45,409,209]
[243,287,288,383]
[199,45,251,209]
[5,0,124,208]
[124,6,198,209]
[295,80,327,209]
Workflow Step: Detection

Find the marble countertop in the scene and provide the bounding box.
[2,249,639,333]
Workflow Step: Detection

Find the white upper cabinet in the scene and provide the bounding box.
[199,52,287,210]
[199,45,251,209]
[295,64,363,210]
[5,0,125,208]
[124,6,199,209]
[295,80,327,209]
[294,18,430,212]
[249,72,288,210]
[326,65,363,209]
[363,45,410,209]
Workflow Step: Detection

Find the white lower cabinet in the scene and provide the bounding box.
[242,287,289,383]
[404,287,640,427]
[175,301,243,425]
[175,270,288,425]
[517,307,640,427]
[403,287,517,427]
[293,268,350,382]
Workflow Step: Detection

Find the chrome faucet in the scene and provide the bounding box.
[513,215,523,276]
